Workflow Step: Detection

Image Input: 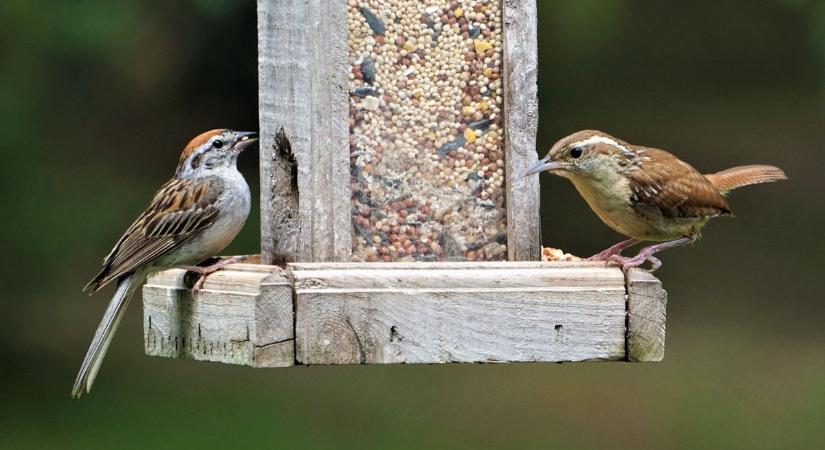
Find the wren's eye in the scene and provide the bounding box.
[569,146,584,159]
[212,139,225,149]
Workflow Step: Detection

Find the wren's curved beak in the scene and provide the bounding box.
[232,131,258,152]
[524,155,564,177]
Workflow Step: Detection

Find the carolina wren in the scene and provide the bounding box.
[73,129,257,398]
[525,130,787,272]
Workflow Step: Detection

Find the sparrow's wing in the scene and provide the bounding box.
[627,148,731,220]
[84,176,224,292]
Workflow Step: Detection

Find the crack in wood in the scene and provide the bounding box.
[345,317,366,364]
[254,338,294,349]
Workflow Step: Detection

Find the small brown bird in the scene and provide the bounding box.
[525,130,786,272]
[73,129,257,398]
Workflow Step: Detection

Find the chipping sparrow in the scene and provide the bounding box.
[72,129,257,398]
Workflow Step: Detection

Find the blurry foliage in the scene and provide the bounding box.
[0,0,258,277]
[768,0,825,96]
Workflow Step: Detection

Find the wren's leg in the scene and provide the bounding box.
[588,239,639,261]
[609,237,693,273]
[180,255,249,294]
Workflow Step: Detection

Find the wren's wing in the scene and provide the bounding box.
[84,177,224,293]
[627,148,731,221]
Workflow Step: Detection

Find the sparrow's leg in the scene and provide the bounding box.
[608,237,693,273]
[587,239,639,261]
[181,255,249,294]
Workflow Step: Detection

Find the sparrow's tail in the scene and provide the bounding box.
[705,165,787,195]
[72,273,141,398]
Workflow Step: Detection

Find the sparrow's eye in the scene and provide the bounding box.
[569,146,584,159]
[212,139,225,149]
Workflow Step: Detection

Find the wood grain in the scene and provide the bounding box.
[626,269,667,362]
[143,263,293,367]
[503,0,541,261]
[258,0,351,263]
[143,263,667,366]
[291,262,628,364]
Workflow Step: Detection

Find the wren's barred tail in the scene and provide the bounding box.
[705,165,787,195]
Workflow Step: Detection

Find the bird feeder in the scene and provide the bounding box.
[143,0,667,368]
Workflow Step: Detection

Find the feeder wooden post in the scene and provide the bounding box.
[503,0,541,261]
[258,0,352,264]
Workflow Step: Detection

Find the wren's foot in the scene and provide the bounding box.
[609,253,661,273]
[181,255,248,295]
[587,239,638,261]
[608,237,693,273]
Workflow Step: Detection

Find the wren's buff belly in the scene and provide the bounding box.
[571,175,699,241]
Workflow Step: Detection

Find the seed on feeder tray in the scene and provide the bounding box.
[541,247,582,262]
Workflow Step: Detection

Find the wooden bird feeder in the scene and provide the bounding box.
[142,0,667,368]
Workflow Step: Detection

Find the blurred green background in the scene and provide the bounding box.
[2,0,824,449]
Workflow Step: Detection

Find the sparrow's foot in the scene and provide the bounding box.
[181,255,248,295]
[587,239,638,261]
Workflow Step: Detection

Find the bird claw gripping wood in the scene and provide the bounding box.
[182,255,249,295]
[609,254,662,274]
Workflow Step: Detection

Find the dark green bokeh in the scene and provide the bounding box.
[1,1,823,449]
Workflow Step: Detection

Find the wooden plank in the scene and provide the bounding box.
[143,264,293,367]
[503,0,541,261]
[142,263,666,367]
[291,262,628,364]
[626,269,667,362]
[258,0,351,264]
[291,261,608,271]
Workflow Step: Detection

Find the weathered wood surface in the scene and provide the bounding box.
[258,0,351,264]
[503,0,541,261]
[143,264,293,367]
[291,262,629,365]
[143,263,666,366]
[626,269,667,362]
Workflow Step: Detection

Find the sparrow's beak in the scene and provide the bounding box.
[524,155,564,177]
[232,131,259,151]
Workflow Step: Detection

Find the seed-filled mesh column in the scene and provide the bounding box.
[348,1,506,262]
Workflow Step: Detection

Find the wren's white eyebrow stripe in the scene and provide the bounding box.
[571,135,632,155]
